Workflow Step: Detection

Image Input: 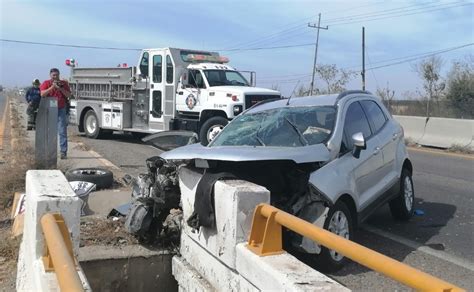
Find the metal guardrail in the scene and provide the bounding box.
[40,213,85,292]
[247,203,464,292]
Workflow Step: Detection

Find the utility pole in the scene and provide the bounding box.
[362,26,366,91]
[308,13,328,95]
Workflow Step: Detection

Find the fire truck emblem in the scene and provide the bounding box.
[186,94,196,110]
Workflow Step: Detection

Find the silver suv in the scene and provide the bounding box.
[148,90,414,272]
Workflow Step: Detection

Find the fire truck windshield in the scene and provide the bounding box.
[203,70,249,87]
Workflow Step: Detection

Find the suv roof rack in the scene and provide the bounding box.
[335,90,372,103]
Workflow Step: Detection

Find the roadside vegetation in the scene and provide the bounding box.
[447,144,474,155]
[287,55,473,120]
[0,94,34,289]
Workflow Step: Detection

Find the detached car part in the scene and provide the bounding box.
[124,156,181,241]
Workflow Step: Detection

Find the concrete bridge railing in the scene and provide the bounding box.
[16,170,91,292]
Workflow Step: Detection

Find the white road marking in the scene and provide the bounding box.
[362,224,474,272]
[87,148,121,170]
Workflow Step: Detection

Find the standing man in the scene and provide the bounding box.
[25,79,42,130]
[40,68,71,159]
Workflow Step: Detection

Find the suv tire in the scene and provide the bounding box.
[389,169,415,220]
[65,167,114,189]
[199,116,228,146]
[313,201,353,272]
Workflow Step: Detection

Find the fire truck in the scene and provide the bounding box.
[68,48,281,145]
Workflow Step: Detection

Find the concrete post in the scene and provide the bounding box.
[173,166,349,291]
[35,97,58,169]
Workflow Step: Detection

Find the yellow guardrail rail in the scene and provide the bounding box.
[41,213,85,292]
[247,203,464,292]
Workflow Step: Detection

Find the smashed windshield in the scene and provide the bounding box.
[211,106,336,147]
[203,70,249,87]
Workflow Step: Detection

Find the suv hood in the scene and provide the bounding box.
[210,86,280,95]
[160,143,331,164]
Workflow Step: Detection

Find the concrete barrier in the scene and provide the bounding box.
[393,115,474,149]
[393,115,428,143]
[16,170,91,291]
[173,166,348,291]
[419,117,474,149]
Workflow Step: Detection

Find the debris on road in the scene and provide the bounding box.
[414,209,425,216]
[69,181,96,216]
[121,156,182,244]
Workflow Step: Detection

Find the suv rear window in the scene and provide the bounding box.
[360,100,387,133]
[343,102,372,149]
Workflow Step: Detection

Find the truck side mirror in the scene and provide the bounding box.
[351,132,366,159]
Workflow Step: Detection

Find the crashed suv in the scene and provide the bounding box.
[130,90,414,272]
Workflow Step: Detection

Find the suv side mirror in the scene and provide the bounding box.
[351,132,366,159]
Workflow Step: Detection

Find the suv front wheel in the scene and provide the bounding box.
[313,201,353,272]
[389,169,415,220]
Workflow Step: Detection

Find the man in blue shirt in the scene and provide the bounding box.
[25,79,41,130]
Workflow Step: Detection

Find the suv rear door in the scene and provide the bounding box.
[360,100,399,186]
[343,101,385,211]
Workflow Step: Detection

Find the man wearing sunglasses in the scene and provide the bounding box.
[40,68,72,160]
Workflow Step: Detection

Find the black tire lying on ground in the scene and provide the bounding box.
[65,167,114,189]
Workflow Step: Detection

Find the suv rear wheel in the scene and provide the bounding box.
[312,201,353,272]
[389,169,415,220]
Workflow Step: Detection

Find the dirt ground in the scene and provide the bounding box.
[0,95,180,290]
[0,95,31,291]
[80,216,139,247]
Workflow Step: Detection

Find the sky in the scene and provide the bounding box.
[0,0,473,97]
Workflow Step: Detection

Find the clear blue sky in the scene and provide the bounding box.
[1,0,473,96]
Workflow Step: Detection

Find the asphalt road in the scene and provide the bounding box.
[72,129,474,290]
[0,94,9,152]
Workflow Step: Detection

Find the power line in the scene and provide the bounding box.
[0,39,142,51]
[1,38,317,53]
[327,2,472,26]
[259,72,314,80]
[225,24,307,50]
[321,1,385,16]
[224,1,456,51]
[365,43,473,70]
[366,47,380,89]
[227,0,419,49]
[217,42,316,52]
[258,43,473,82]
[323,1,460,23]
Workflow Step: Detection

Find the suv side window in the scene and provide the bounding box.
[343,101,372,150]
[360,100,387,133]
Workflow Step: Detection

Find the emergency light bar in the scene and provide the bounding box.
[186,54,229,64]
[65,58,76,67]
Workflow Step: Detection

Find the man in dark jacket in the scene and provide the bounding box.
[25,79,42,130]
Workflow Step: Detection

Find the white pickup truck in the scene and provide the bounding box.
[68,47,281,144]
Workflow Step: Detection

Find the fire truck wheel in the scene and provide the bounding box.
[199,116,228,146]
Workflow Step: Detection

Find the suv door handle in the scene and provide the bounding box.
[373,146,381,155]
[392,133,398,140]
